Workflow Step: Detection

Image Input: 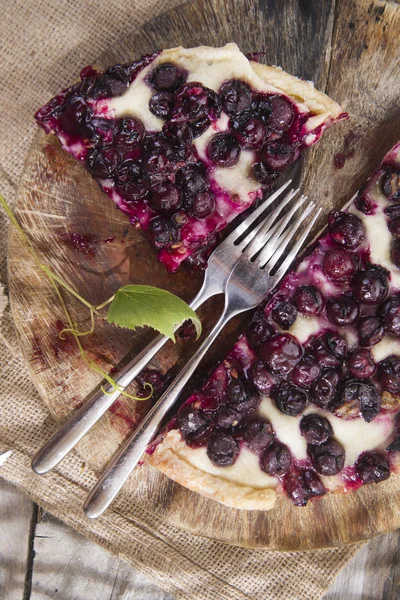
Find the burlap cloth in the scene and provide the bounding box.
[0,1,368,598]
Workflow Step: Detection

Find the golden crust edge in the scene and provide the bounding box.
[148,430,277,511]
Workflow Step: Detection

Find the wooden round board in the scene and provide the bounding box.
[8,0,400,550]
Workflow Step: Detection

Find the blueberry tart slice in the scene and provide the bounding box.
[149,141,400,510]
[35,43,345,272]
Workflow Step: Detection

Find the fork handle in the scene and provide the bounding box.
[31,289,210,475]
[84,302,239,519]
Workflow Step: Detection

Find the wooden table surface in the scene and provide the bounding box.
[1,479,399,600]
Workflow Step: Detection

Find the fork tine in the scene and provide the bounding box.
[272,207,322,279]
[259,201,315,269]
[230,180,292,243]
[242,188,300,256]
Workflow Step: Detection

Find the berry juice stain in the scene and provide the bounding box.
[334,131,359,169]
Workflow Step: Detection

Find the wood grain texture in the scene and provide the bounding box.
[7,0,400,549]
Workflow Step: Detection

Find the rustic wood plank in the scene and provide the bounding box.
[0,478,37,600]
[30,511,174,600]
[323,530,400,600]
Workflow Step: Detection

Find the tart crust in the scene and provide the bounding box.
[149,430,277,510]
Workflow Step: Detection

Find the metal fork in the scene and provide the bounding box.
[31,181,297,475]
[84,197,321,518]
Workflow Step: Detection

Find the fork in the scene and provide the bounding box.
[84,196,321,518]
[31,180,297,475]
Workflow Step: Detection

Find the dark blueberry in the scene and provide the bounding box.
[326,293,360,327]
[355,451,390,484]
[308,440,345,476]
[260,333,303,375]
[149,91,174,119]
[267,95,295,131]
[310,368,340,409]
[206,431,239,466]
[381,169,400,202]
[148,217,176,249]
[323,331,348,360]
[271,381,308,416]
[251,93,272,121]
[175,164,208,195]
[226,379,260,412]
[355,192,374,215]
[149,62,186,92]
[388,217,400,237]
[149,184,181,213]
[351,266,389,304]
[310,337,341,368]
[385,203,400,219]
[95,73,128,97]
[162,119,193,147]
[207,133,241,167]
[391,239,400,269]
[378,296,400,336]
[252,162,281,184]
[243,417,274,453]
[174,83,221,121]
[177,406,212,442]
[220,79,252,115]
[191,115,211,138]
[105,63,129,84]
[300,414,333,445]
[328,211,365,250]
[347,348,376,379]
[86,147,121,178]
[378,355,400,394]
[336,378,380,422]
[114,117,144,152]
[302,469,326,497]
[261,442,291,476]
[202,365,228,399]
[59,95,92,138]
[246,317,274,350]
[284,473,309,506]
[293,285,324,316]
[323,248,359,282]
[260,142,296,171]
[115,159,141,184]
[186,192,215,219]
[115,161,150,201]
[386,436,400,453]
[232,115,266,149]
[292,355,321,389]
[271,300,298,330]
[249,360,276,394]
[136,368,172,400]
[90,116,116,146]
[215,405,243,429]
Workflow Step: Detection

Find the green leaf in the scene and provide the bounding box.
[106,285,201,341]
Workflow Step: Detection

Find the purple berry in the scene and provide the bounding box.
[220,79,252,115]
[323,331,348,360]
[252,162,281,184]
[391,239,400,269]
[115,160,150,201]
[149,62,186,92]
[356,315,384,348]
[114,117,144,151]
[348,348,376,379]
[302,469,326,497]
[232,116,266,149]
[336,378,380,422]
[174,83,221,121]
[310,368,340,409]
[271,299,298,330]
[328,210,365,250]
[215,405,243,429]
[378,296,400,336]
[59,95,92,138]
[207,431,239,466]
[310,337,341,368]
[385,203,400,219]
[249,360,276,394]
[149,91,174,119]
[351,266,389,304]
[355,192,374,215]
[323,248,358,282]
[162,118,193,147]
[381,169,400,202]
[292,355,321,389]
[386,436,400,452]
[260,142,296,171]
[175,163,208,195]
[260,333,303,375]
[246,317,274,350]
[300,414,333,445]
[293,285,324,315]
[186,192,215,219]
[261,442,291,476]
[243,417,274,454]
[355,451,390,484]
[267,95,295,131]
[326,293,360,326]
[378,355,400,394]
[308,440,345,476]
[207,133,241,167]
[388,217,400,237]
[284,473,309,506]
[226,379,248,405]
[86,147,121,178]
[271,381,308,416]
[177,406,212,443]
[148,217,176,249]
[149,184,181,213]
